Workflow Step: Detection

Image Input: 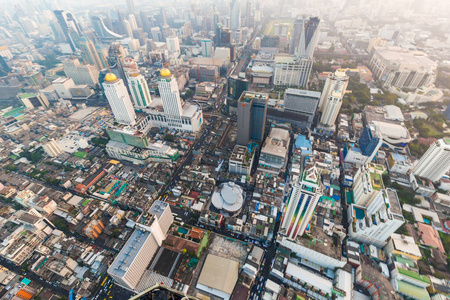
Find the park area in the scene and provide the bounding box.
[264,19,294,35]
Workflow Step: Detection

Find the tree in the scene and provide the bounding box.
[110,228,121,238]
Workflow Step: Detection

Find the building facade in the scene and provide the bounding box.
[236,91,268,145]
[102,73,136,126]
[318,71,349,126]
[413,138,450,182]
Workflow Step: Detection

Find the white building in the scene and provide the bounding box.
[348,188,404,248]
[280,164,322,239]
[106,140,178,165]
[259,128,290,173]
[318,71,349,126]
[166,36,180,58]
[42,139,62,157]
[103,73,136,126]
[52,77,76,99]
[214,47,230,61]
[413,138,450,182]
[143,69,203,132]
[229,144,255,175]
[201,39,213,57]
[63,58,99,87]
[108,201,172,290]
[128,68,152,108]
[273,55,312,88]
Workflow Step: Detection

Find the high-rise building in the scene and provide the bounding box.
[348,188,404,247]
[318,71,349,126]
[344,125,382,165]
[107,42,127,82]
[289,16,320,59]
[126,0,136,13]
[150,27,163,42]
[103,73,136,126]
[166,36,180,58]
[237,91,268,145]
[201,39,213,57]
[158,69,183,117]
[42,139,62,157]
[273,55,313,88]
[128,67,152,108]
[54,10,82,52]
[63,58,99,87]
[281,164,322,239]
[90,15,125,41]
[227,75,249,100]
[413,138,450,182]
[230,0,241,40]
[79,38,104,71]
[128,14,138,30]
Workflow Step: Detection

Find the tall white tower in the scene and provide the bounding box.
[158,68,183,117]
[230,0,241,32]
[413,138,450,182]
[128,68,152,108]
[103,73,136,125]
[318,71,349,126]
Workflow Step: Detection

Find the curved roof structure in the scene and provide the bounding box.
[160,68,171,77]
[105,73,118,82]
[211,182,244,213]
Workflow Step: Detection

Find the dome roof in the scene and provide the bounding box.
[104,73,118,82]
[160,68,171,77]
[211,182,244,213]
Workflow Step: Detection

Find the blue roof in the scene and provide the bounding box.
[392,153,406,161]
[21,278,31,285]
[295,135,311,153]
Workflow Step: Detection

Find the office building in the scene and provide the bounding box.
[290,16,320,59]
[42,139,62,157]
[102,73,136,126]
[63,58,99,87]
[227,75,249,100]
[284,89,320,124]
[79,37,104,71]
[230,0,241,33]
[166,36,180,58]
[54,10,81,52]
[413,138,450,182]
[150,27,163,42]
[107,42,127,82]
[369,47,436,89]
[128,67,152,108]
[52,77,76,99]
[201,39,213,57]
[237,91,269,145]
[108,201,173,290]
[158,69,183,117]
[348,189,404,247]
[344,125,382,165]
[273,55,313,88]
[258,127,290,173]
[19,93,50,109]
[318,71,349,126]
[281,164,322,239]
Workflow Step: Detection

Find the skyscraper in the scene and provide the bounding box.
[359,126,382,159]
[289,16,320,58]
[230,0,241,40]
[166,36,181,58]
[103,73,136,126]
[413,138,450,182]
[128,67,152,108]
[281,164,322,239]
[126,0,136,13]
[227,75,249,100]
[79,38,104,71]
[107,42,127,82]
[237,91,268,145]
[201,39,213,57]
[318,71,349,126]
[54,10,82,52]
[158,69,183,117]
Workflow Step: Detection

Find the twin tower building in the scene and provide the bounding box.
[103,67,203,133]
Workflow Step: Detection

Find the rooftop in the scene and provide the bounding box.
[391,233,422,258]
[197,254,239,295]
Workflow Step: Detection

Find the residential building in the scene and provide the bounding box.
[42,139,62,157]
[229,144,256,175]
[280,164,322,239]
[102,73,136,126]
[236,91,269,145]
[348,188,404,247]
[413,138,450,182]
[166,36,180,58]
[83,220,105,239]
[318,71,349,127]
